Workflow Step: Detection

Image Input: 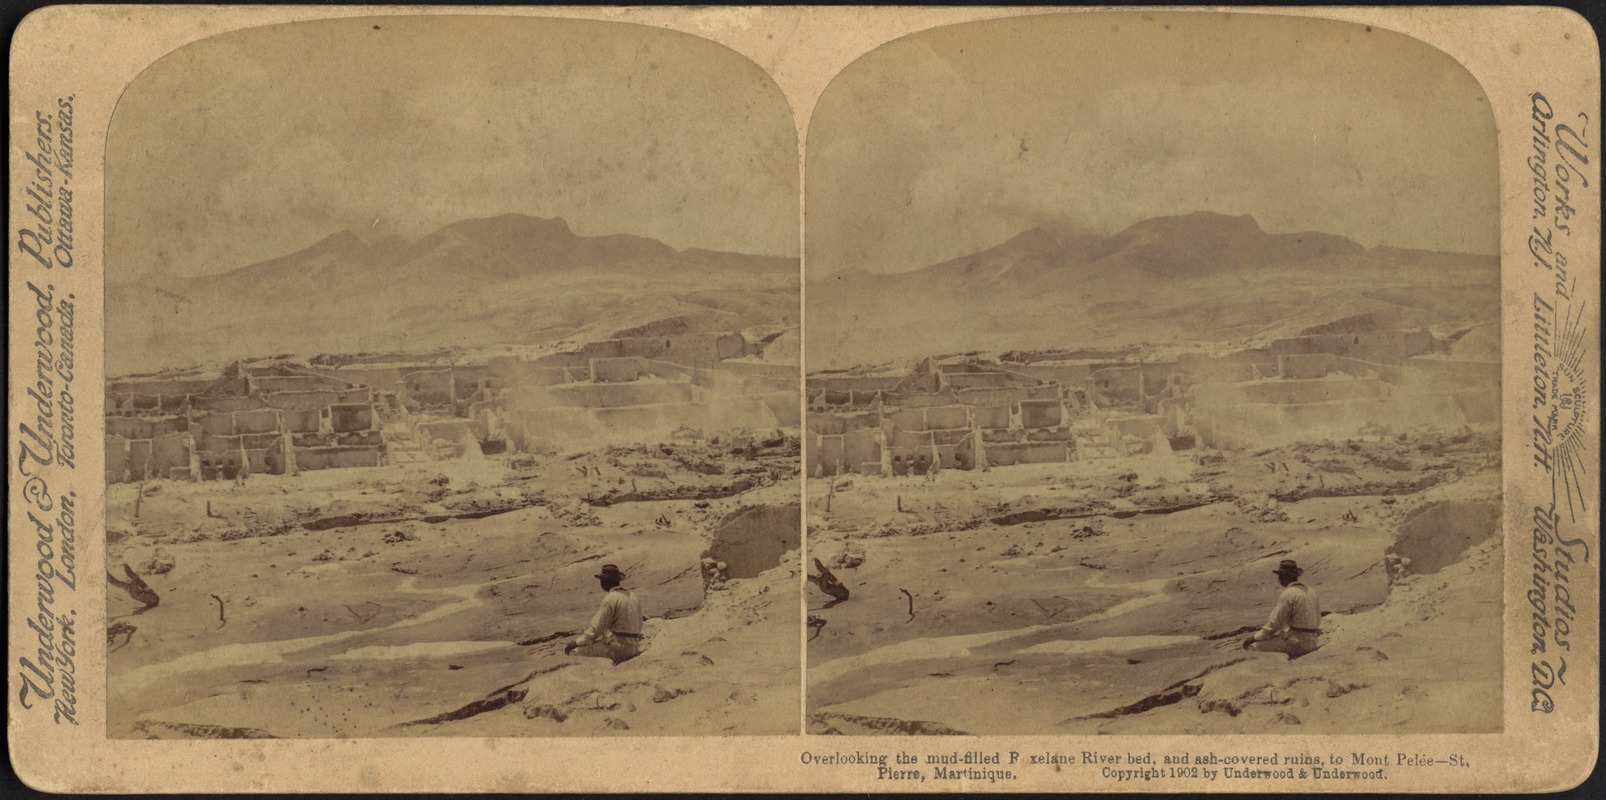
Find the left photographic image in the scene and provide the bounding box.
[101,15,801,738]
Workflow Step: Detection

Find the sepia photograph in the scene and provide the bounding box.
[98,14,802,738]
[5,4,1598,794]
[804,12,1504,736]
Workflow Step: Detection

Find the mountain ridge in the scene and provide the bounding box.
[806,211,1499,371]
[108,213,798,375]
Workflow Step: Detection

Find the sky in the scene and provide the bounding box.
[107,15,799,282]
[805,12,1501,276]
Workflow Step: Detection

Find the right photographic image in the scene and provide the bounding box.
[804,12,1502,735]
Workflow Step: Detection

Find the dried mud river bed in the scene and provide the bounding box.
[806,432,1503,735]
[106,440,801,738]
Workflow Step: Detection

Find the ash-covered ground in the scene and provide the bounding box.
[806,429,1501,735]
[106,435,801,738]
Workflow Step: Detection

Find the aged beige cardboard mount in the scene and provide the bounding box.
[8,5,1601,794]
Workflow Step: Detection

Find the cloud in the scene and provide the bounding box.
[108,15,799,282]
[806,12,1498,276]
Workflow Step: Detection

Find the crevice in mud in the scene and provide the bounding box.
[291,473,778,533]
[401,662,574,726]
[809,712,971,736]
[133,720,279,739]
[1061,658,1248,723]
[584,477,762,507]
[403,687,529,726]
[1077,683,1202,720]
[300,502,540,532]
[517,630,579,647]
[988,499,1219,527]
[1271,474,1445,503]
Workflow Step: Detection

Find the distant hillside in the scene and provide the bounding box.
[109,214,798,375]
[806,212,1499,370]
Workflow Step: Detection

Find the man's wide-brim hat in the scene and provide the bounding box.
[596,564,626,581]
[1274,559,1303,578]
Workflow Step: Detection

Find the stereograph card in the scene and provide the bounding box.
[7,5,1600,794]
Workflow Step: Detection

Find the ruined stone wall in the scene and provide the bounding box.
[107,360,388,482]
[889,428,930,451]
[400,369,455,406]
[719,361,797,391]
[1019,399,1064,429]
[336,387,374,404]
[944,371,1035,389]
[923,405,970,430]
[590,357,644,383]
[842,429,881,472]
[807,410,881,435]
[106,433,194,482]
[488,356,573,387]
[968,403,1011,429]
[311,365,411,390]
[1009,363,1094,386]
[329,403,374,432]
[252,375,349,394]
[616,333,729,367]
[187,394,264,412]
[105,415,187,440]
[806,375,903,394]
[884,388,956,408]
[1088,365,1144,404]
[295,446,382,471]
[1024,427,1076,442]
[263,390,341,411]
[106,377,216,397]
[888,407,926,430]
[984,441,1069,466]
[233,408,281,435]
[1105,414,1166,440]
[953,385,1059,407]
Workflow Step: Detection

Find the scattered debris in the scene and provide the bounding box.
[807,615,828,642]
[828,545,865,571]
[107,564,161,610]
[652,685,694,703]
[808,559,850,602]
[141,553,176,576]
[107,621,138,651]
[133,721,277,739]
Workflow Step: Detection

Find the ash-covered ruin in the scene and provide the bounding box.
[105,330,798,484]
[806,320,1496,476]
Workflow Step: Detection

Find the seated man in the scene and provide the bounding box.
[1243,559,1321,659]
[565,564,644,664]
